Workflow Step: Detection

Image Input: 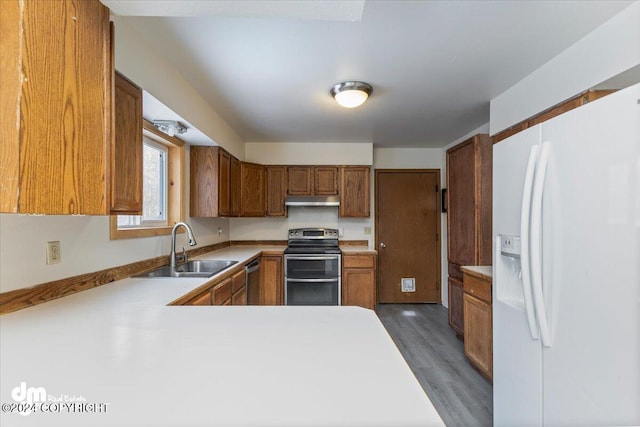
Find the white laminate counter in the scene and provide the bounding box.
[0,246,443,427]
[460,265,493,282]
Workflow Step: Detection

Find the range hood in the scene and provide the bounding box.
[285,195,340,207]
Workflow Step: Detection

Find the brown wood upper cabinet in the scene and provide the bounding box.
[0,0,113,214]
[110,72,143,214]
[287,166,339,196]
[266,166,287,217]
[190,146,234,217]
[339,166,370,217]
[446,134,492,335]
[240,162,266,217]
[230,156,242,216]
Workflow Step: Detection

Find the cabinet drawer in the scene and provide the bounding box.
[231,269,245,293]
[189,291,212,306]
[343,254,375,269]
[463,273,491,304]
[212,279,232,305]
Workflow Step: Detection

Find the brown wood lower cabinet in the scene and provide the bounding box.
[231,270,247,305]
[342,253,377,309]
[260,255,283,305]
[448,277,464,335]
[462,271,492,380]
[212,278,232,305]
[189,291,212,306]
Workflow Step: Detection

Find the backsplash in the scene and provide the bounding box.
[229,206,372,244]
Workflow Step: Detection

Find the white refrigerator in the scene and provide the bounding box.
[493,82,640,426]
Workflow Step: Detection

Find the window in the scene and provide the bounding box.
[117,138,169,228]
[110,120,185,239]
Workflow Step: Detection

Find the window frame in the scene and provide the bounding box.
[110,120,185,240]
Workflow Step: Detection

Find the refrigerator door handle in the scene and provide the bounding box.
[520,145,540,340]
[530,141,552,347]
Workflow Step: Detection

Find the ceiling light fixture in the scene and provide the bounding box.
[330,81,373,108]
[153,120,188,137]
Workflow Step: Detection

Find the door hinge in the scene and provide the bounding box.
[435,184,439,192]
[435,233,439,241]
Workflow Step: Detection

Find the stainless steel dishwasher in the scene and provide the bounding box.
[245,258,261,305]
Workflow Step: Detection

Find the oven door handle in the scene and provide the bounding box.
[286,278,338,283]
[285,256,339,261]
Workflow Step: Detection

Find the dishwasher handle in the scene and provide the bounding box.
[245,258,260,274]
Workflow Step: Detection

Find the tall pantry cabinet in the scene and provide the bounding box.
[446,134,492,336]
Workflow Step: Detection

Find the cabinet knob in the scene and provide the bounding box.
[379,242,386,249]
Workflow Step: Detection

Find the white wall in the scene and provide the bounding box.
[490,2,640,135]
[245,142,373,165]
[0,214,228,293]
[112,16,245,159]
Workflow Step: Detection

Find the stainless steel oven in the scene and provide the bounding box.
[284,228,341,306]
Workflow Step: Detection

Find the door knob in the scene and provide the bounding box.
[379,242,386,249]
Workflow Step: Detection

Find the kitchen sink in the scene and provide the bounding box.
[134,260,238,278]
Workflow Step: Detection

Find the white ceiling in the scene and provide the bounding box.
[106,0,633,148]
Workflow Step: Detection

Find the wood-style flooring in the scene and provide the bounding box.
[376,303,492,427]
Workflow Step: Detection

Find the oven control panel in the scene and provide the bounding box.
[288,228,339,240]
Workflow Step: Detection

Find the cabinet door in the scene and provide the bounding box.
[111,71,142,214]
[212,278,232,305]
[190,146,217,217]
[231,270,246,293]
[1,0,112,214]
[189,291,212,306]
[218,150,232,216]
[266,166,287,216]
[448,278,464,335]
[446,140,477,266]
[240,162,266,216]
[342,268,376,309]
[446,134,492,266]
[314,167,339,195]
[232,287,247,306]
[464,292,492,379]
[287,166,313,195]
[230,156,241,216]
[260,255,283,305]
[339,167,370,217]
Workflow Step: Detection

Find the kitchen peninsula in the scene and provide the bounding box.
[0,248,443,427]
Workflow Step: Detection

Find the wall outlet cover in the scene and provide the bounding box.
[47,241,61,265]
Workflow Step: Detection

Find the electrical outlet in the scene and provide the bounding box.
[47,241,61,265]
[364,226,371,235]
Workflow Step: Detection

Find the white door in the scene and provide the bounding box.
[493,125,543,427]
[540,83,640,426]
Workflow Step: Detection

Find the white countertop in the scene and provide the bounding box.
[0,246,443,427]
[460,265,493,281]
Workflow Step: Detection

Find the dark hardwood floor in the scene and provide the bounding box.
[376,303,493,427]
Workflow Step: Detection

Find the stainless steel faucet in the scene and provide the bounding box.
[170,222,198,267]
